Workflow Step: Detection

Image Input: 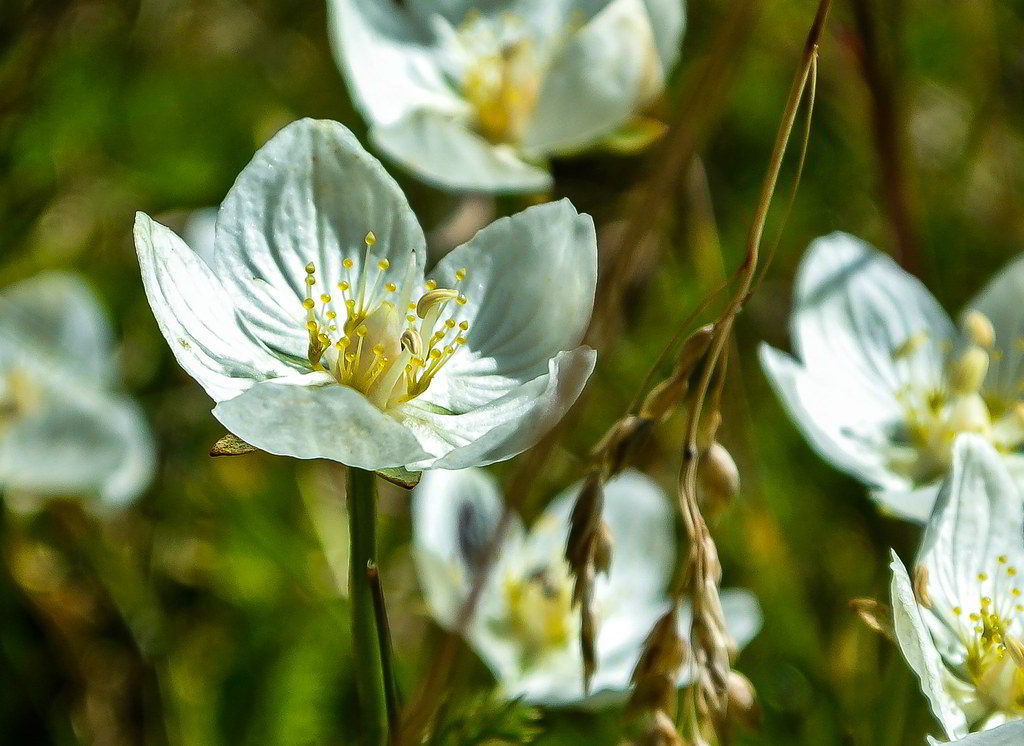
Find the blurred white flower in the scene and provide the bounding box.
[928,720,1024,745]
[328,0,685,193]
[411,467,762,706]
[135,119,596,473]
[760,233,1024,521]
[0,273,154,507]
[891,436,1024,740]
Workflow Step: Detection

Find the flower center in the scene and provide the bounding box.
[300,232,470,411]
[500,564,573,661]
[948,557,1024,714]
[890,310,1024,482]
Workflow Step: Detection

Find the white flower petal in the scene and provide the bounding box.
[371,112,552,194]
[639,0,686,73]
[211,372,430,469]
[0,272,115,386]
[0,384,154,507]
[135,213,292,402]
[523,0,665,154]
[403,347,596,470]
[598,470,675,602]
[759,344,912,494]
[927,721,1024,745]
[890,550,969,740]
[791,232,954,397]
[214,119,427,362]
[963,254,1024,402]
[411,467,525,625]
[917,435,1024,629]
[929,720,1024,744]
[327,0,463,128]
[425,199,597,411]
[869,482,942,524]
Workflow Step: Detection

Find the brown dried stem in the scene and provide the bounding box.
[668,0,834,739]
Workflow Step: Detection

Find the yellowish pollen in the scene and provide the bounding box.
[425,279,437,291]
[364,231,376,246]
[320,293,331,304]
[455,268,467,281]
[965,310,996,348]
[386,282,397,293]
[378,258,390,271]
[343,258,354,269]
[302,298,315,310]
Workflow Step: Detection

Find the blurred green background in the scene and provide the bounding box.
[2,0,1023,743]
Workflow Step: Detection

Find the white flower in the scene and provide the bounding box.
[411,467,762,706]
[328,0,685,193]
[134,119,597,473]
[928,721,1024,745]
[0,273,154,507]
[890,435,1024,740]
[760,233,1024,521]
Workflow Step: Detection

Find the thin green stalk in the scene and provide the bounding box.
[348,467,389,746]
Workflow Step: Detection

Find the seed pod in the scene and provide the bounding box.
[725,671,760,730]
[633,710,685,746]
[593,414,652,476]
[629,606,686,718]
[697,442,739,517]
[593,521,614,576]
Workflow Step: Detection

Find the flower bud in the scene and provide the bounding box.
[697,442,740,517]
[725,670,760,730]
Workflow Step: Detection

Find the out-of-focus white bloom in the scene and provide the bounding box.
[411,467,762,705]
[135,119,596,473]
[760,233,1024,521]
[928,720,1024,744]
[0,273,154,507]
[891,436,1024,740]
[328,0,685,193]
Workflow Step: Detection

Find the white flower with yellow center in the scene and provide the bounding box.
[411,468,762,705]
[328,0,684,193]
[134,119,597,473]
[0,273,154,507]
[760,233,1024,521]
[891,435,1024,741]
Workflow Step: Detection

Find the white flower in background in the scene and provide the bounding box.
[928,720,1024,745]
[412,467,762,705]
[328,0,685,193]
[0,273,154,507]
[891,435,1024,740]
[135,119,597,473]
[760,233,1024,521]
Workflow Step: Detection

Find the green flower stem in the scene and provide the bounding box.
[348,467,389,746]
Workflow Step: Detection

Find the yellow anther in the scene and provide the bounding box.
[456,294,467,305]
[317,333,329,347]
[951,348,990,395]
[345,352,356,364]
[320,294,331,304]
[455,335,467,345]
[893,330,929,360]
[346,299,356,310]
[365,231,377,246]
[305,276,316,286]
[378,258,390,271]
[326,311,337,320]
[386,282,397,293]
[455,268,467,281]
[964,310,995,348]
[979,572,990,582]
[305,262,315,274]
[337,337,351,349]
[459,320,469,331]
[338,281,350,291]
[407,315,416,323]
[429,349,442,360]
[425,280,437,291]
[302,298,315,310]
[356,325,368,338]
[343,258,354,269]
[372,343,385,356]
[306,321,317,333]
[1000,556,1009,564]
[953,606,962,616]
[445,319,456,329]
[1014,588,1022,597]
[982,597,992,607]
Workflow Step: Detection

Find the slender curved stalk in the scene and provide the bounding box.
[348,467,389,746]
